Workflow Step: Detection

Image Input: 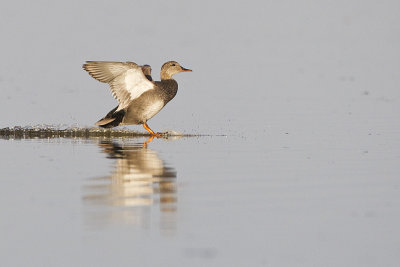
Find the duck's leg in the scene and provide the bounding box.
[143,122,162,137]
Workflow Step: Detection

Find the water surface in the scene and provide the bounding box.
[1,127,399,266]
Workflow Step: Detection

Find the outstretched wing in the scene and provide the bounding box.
[83,61,155,110]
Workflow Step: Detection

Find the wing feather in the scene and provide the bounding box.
[83,61,154,109]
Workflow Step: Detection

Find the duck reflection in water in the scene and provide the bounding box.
[84,137,177,229]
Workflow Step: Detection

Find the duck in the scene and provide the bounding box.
[141,64,153,81]
[83,61,192,136]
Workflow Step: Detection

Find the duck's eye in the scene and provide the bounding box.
[171,63,176,66]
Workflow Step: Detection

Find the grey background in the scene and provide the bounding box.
[1,0,399,266]
[1,0,398,134]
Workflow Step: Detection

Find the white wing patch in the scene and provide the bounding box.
[110,68,154,111]
[83,61,154,110]
[124,68,154,100]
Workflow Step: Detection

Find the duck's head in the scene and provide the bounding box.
[161,61,192,80]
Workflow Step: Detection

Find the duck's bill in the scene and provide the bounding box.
[180,67,192,72]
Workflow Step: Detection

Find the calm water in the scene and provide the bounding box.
[1,125,399,266]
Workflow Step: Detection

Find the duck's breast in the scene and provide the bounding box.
[141,99,164,121]
[123,90,165,124]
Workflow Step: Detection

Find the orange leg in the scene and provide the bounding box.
[143,122,162,137]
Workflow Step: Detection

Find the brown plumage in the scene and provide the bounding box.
[83,61,192,136]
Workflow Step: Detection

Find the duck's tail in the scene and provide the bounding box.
[95,106,125,128]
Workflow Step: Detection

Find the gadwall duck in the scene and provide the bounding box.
[83,61,192,136]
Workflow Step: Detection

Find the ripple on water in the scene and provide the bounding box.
[0,125,190,139]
